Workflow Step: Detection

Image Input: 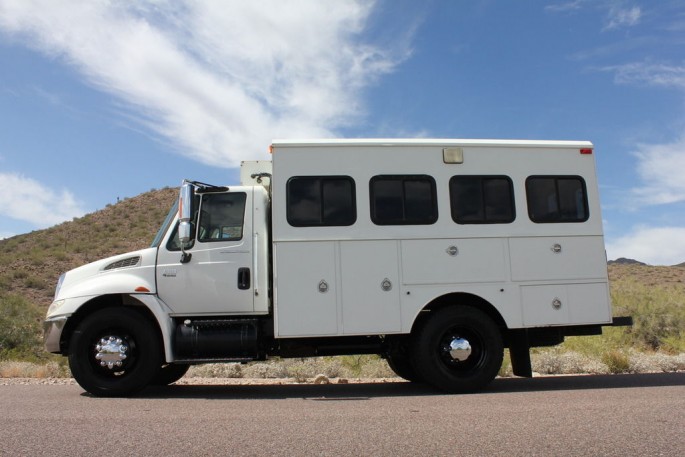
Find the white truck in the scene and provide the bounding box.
[44,139,630,396]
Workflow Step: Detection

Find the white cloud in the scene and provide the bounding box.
[0,0,410,168]
[545,1,642,31]
[603,5,641,31]
[629,136,685,206]
[606,226,685,265]
[0,172,87,228]
[544,1,584,13]
[604,62,685,90]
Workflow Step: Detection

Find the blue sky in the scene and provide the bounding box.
[1,0,684,264]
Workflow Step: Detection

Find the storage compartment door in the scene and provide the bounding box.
[522,283,611,326]
[274,241,338,337]
[509,236,607,282]
[340,241,401,334]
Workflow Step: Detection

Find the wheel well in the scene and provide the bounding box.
[411,292,507,335]
[59,294,162,355]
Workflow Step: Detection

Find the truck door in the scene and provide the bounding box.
[156,189,254,315]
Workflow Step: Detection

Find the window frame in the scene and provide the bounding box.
[525,175,589,223]
[369,174,438,226]
[286,175,357,227]
[449,175,516,225]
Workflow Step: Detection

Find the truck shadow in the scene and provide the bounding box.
[136,372,685,400]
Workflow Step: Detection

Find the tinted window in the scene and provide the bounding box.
[287,176,356,226]
[450,176,515,224]
[526,176,588,223]
[198,192,247,241]
[370,175,438,225]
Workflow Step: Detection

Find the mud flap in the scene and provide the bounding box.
[508,329,532,378]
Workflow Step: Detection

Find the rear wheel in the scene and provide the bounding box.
[68,307,162,397]
[411,306,503,393]
[385,340,422,382]
[386,353,421,382]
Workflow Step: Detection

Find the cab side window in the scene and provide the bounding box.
[197,192,247,241]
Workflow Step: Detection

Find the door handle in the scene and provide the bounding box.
[238,267,251,290]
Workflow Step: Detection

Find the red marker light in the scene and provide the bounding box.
[580,148,593,155]
[135,286,150,293]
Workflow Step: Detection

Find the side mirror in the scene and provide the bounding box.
[178,181,194,263]
[178,181,193,244]
[178,220,192,246]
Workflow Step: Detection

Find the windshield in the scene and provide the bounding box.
[151,200,178,248]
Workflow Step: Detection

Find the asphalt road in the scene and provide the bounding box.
[1,373,683,456]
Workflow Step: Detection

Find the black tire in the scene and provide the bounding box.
[152,363,190,386]
[384,339,422,382]
[386,351,422,382]
[68,307,162,397]
[411,306,503,393]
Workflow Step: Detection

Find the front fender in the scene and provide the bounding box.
[45,294,175,362]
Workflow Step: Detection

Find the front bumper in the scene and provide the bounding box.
[43,316,69,354]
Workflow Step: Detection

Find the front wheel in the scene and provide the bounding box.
[411,306,503,393]
[68,307,162,397]
[152,363,190,386]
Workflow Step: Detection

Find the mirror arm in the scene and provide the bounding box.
[180,251,192,264]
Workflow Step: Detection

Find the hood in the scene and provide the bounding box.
[55,247,158,301]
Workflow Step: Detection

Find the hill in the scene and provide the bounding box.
[0,187,177,308]
[607,257,646,266]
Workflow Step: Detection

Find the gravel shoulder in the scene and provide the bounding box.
[0,376,402,386]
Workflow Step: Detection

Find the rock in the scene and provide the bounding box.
[313,374,330,384]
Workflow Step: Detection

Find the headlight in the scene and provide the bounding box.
[54,273,66,300]
[47,299,66,316]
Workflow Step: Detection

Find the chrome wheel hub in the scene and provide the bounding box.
[447,337,472,362]
[95,336,129,369]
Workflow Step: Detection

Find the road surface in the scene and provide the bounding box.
[1,373,683,456]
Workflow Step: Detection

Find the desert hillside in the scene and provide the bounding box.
[0,187,177,307]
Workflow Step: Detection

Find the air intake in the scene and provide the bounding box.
[104,256,141,271]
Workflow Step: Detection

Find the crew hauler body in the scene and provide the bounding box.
[44,139,629,396]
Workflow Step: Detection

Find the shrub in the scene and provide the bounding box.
[187,363,243,378]
[532,348,608,375]
[0,361,69,378]
[628,350,685,373]
[611,280,685,352]
[602,350,630,374]
[12,270,28,280]
[0,295,43,357]
[24,276,47,290]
